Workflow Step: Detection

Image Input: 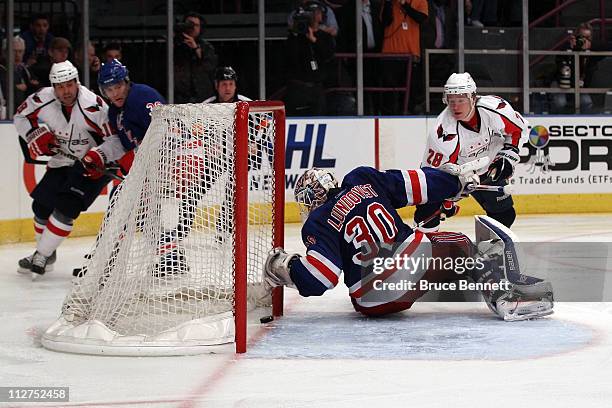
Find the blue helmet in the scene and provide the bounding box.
[97,59,129,88]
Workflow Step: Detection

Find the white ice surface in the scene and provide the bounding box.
[1,214,612,408]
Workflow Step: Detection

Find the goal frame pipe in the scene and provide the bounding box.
[244,101,286,318]
[234,101,286,353]
[234,103,249,353]
[272,107,285,318]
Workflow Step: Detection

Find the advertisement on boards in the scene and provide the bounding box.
[283,118,375,200]
[513,117,612,194]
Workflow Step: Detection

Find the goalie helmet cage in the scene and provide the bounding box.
[41,101,285,355]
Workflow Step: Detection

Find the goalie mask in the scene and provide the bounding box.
[294,168,339,219]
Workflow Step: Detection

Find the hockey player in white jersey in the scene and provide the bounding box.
[415,72,528,231]
[14,61,117,278]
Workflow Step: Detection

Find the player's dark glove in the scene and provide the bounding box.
[440,200,460,220]
[82,148,106,179]
[486,144,520,182]
[26,126,59,158]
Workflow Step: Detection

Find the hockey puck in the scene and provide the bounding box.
[260,315,274,324]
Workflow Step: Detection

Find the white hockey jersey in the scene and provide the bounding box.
[421,95,529,174]
[14,86,117,168]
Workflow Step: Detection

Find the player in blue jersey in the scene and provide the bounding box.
[79,60,188,276]
[264,166,554,321]
[81,59,166,176]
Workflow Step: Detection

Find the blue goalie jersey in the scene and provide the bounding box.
[289,166,462,300]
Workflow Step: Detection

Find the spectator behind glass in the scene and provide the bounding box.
[29,37,71,90]
[466,0,497,27]
[173,11,218,103]
[289,0,339,38]
[552,23,603,113]
[74,41,101,87]
[380,0,428,115]
[103,43,123,62]
[12,36,38,107]
[285,2,336,116]
[336,1,385,115]
[337,0,384,53]
[421,0,456,112]
[20,14,54,66]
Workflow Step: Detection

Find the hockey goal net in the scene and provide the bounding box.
[42,101,285,355]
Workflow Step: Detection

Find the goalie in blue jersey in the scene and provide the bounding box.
[265,165,554,321]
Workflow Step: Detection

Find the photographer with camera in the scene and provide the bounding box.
[285,2,336,116]
[288,0,339,38]
[552,23,603,113]
[173,12,218,103]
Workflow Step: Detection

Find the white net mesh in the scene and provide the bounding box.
[42,102,281,355]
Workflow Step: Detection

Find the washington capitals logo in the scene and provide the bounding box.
[437,125,456,142]
[85,105,100,113]
[33,94,42,104]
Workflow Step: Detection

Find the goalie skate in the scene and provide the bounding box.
[491,281,554,321]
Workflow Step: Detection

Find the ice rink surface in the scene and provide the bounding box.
[1,214,612,408]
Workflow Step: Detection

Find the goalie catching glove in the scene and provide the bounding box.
[26,126,59,158]
[82,148,107,179]
[264,247,300,293]
[486,143,520,182]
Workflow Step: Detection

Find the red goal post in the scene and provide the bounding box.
[234,101,286,353]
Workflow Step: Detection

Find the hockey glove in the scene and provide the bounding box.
[440,200,460,220]
[486,144,520,182]
[264,247,299,293]
[26,126,59,158]
[439,157,488,200]
[82,148,107,179]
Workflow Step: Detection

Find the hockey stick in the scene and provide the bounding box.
[471,184,514,194]
[19,137,125,182]
[55,150,125,182]
[413,181,513,230]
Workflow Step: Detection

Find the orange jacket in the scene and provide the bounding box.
[382,0,429,56]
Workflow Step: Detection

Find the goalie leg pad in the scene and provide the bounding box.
[474,215,555,321]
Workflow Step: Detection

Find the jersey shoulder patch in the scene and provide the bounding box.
[476,95,509,110]
[77,86,101,105]
[32,87,57,104]
[432,111,459,142]
[476,95,526,130]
